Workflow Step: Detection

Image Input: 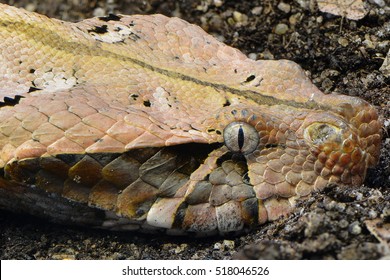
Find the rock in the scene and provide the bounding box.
[349,221,362,235]
[277,2,291,14]
[274,23,289,35]
[251,6,263,15]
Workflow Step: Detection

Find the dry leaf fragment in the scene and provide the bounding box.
[379,49,390,77]
[317,0,368,20]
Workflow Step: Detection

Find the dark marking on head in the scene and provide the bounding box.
[231,109,237,116]
[0,95,24,107]
[143,100,151,107]
[223,99,231,107]
[130,94,139,101]
[254,78,263,87]
[244,75,256,83]
[265,143,278,148]
[88,25,108,34]
[29,68,35,74]
[28,87,40,93]
[129,33,141,42]
[98,14,122,22]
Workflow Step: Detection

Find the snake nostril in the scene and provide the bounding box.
[304,122,341,145]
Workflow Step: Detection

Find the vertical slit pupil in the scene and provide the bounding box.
[238,125,244,150]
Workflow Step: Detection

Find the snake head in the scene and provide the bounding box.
[168,102,382,235]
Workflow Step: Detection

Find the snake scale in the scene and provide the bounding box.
[0,4,382,236]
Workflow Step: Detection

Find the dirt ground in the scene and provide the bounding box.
[0,0,389,260]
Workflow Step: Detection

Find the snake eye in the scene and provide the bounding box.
[223,122,259,154]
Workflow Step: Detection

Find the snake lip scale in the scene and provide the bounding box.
[0,4,382,236]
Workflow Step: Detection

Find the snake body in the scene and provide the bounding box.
[0,4,382,235]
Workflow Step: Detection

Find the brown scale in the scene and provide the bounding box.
[4,144,214,220]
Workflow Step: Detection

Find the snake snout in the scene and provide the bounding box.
[303,121,367,186]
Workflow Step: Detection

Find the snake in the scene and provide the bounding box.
[0,4,382,236]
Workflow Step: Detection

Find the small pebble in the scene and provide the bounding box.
[355,192,363,201]
[370,0,386,7]
[251,6,263,15]
[110,252,125,260]
[289,13,302,25]
[248,53,258,60]
[381,206,390,219]
[232,11,248,24]
[368,210,378,219]
[338,37,349,47]
[296,0,309,9]
[378,41,390,51]
[51,254,76,260]
[321,78,334,92]
[277,2,291,13]
[93,7,106,17]
[213,242,222,250]
[259,49,274,60]
[363,39,375,49]
[214,240,235,251]
[213,0,224,7]
[324,200,337,211]
[233,11,243,22]
[349,222,362,235]
[223,240,235,250]
[174,244,188,254]
[25,3,36,12]
[339,219,349,229]
[335,202,346,212]
[207,14,223,31]
[275,23,289,35]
